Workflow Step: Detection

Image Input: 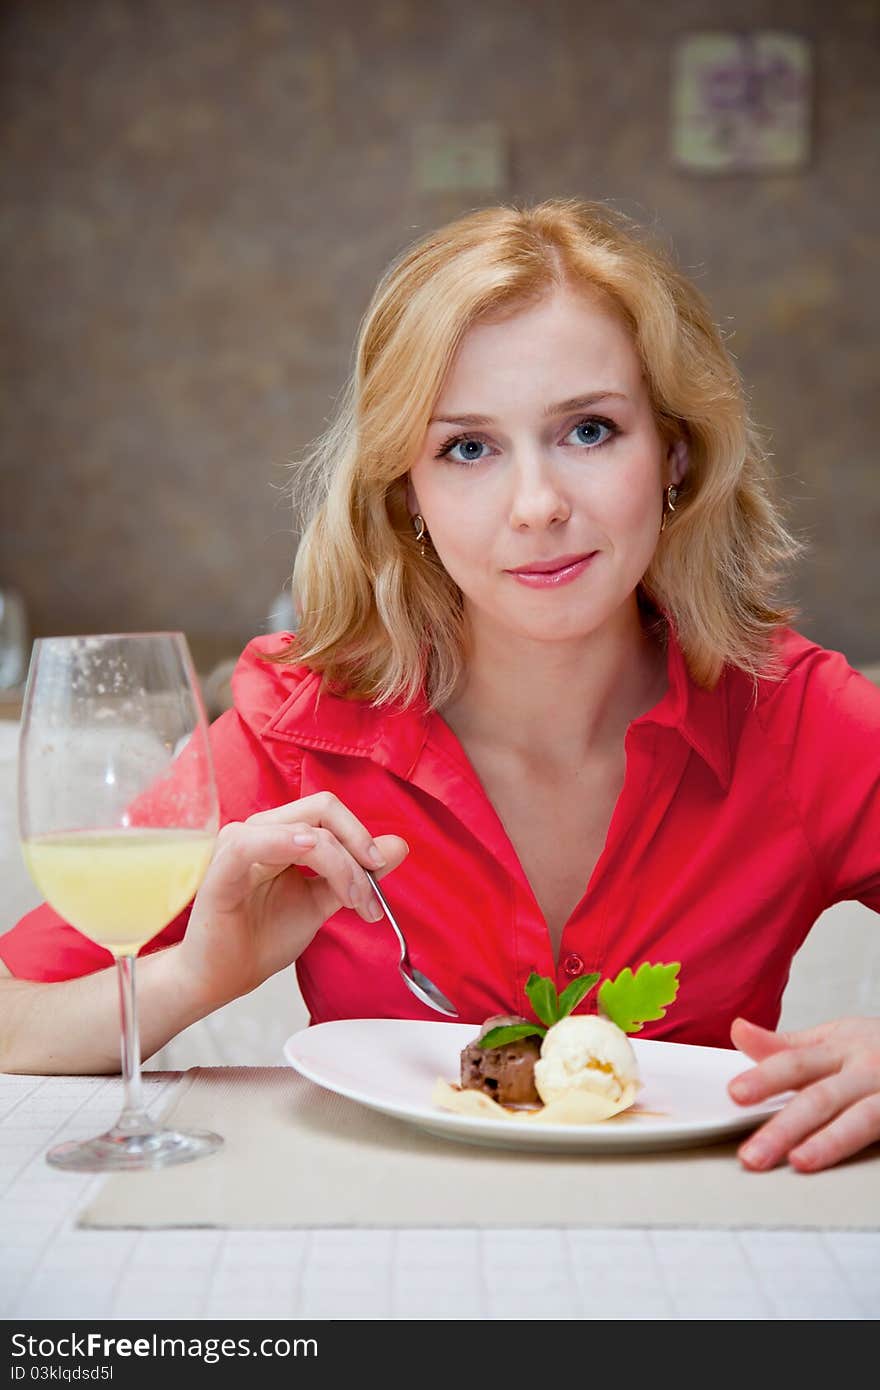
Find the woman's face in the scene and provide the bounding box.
[407,285,687,647]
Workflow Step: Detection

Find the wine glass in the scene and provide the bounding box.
[18,632,222,1171]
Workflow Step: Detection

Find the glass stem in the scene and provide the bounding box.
[114,954,151,1136]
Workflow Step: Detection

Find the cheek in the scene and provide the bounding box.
[418,491,504,602]
[429,513,491,586]
[615,490,660,539]
[412,468,495,555]
[597,456,662,538]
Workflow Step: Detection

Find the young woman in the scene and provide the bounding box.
[2,199,878,1173]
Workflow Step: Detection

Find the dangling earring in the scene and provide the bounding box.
[412,513,429,558]
[660,485,679,533]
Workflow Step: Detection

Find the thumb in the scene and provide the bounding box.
[372,835,410,876]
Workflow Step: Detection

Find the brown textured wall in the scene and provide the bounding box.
[1,0,878,664]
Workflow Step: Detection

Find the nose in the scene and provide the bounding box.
[507,453,571,531]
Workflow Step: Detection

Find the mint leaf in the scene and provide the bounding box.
[557,972,600,1019]
[598,961,681,1033]
[478,1023,547,1050]
[525,971,559,1027]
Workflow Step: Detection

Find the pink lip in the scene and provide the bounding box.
[507,552,597,588]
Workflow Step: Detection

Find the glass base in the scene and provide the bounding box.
[46,1124,223,1173]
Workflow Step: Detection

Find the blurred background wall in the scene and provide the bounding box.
[1,0,877,670]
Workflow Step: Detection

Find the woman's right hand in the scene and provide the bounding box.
[174,793,409,1010]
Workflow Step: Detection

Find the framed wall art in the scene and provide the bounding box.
[672,31,812,173]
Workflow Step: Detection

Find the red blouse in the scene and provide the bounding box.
[2,626,878,1048]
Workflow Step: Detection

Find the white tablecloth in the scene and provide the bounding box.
[1,1073,878,1320]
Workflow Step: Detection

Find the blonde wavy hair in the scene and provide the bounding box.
[282,198,800,706]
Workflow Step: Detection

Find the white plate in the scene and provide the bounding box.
[283,1019,786,1154]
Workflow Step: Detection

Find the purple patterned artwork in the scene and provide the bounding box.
[672,31,812,173]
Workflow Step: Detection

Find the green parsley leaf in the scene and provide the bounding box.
[478,1023,547,1050]
[525,971,560,1027]
[597,961,681,1033]
[557,972,600,1019]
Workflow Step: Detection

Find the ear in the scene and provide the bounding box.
[405,476,420,518]
[666,438,689,487]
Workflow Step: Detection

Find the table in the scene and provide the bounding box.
[1,1072,877,1320]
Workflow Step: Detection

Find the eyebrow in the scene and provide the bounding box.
[428,391,630,428]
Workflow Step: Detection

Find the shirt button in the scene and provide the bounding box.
[563,953,585,978]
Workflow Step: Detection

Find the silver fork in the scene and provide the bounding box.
[364,870,458,1018]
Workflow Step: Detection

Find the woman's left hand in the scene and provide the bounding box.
[728,1016,880,1172]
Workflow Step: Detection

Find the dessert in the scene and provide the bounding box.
[533,1014,639,1106]
[459,1014,542,1104]
[433,961,680,1126]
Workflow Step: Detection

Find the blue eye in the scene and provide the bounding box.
[566,418,616,448]
[437,436,490,465]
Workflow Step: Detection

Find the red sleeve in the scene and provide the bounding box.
[758,642,880,910]
[0,702,303,982]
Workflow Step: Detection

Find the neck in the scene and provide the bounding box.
[439,599,668,768]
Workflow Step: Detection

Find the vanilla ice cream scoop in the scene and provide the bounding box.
[533,1014,639,1106]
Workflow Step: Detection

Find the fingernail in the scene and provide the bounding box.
[729,1079,749,1100]
[367,843,386,867]
[293,832,317,847]
[740,1141,770,1170]
[790,1144,819,1172]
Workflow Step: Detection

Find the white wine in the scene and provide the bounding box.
[22,828,215,956]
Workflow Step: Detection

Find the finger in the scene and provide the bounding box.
[778,1021,845,1049]
[281,828,409,920]
[730,1016,844,1066]
[788,1092,880,1173]
[737,1069,870,1171]
[211,822,323,889]
[729,1042,842,1105]
[284,825,387,921]
[730,1017,791,1062]
[248,792,394,872]
[210,822,380,921]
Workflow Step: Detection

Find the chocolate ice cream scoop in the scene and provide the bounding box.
[459,1014,542,1105]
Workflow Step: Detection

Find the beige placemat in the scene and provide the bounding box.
[78,1067,880,1230]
